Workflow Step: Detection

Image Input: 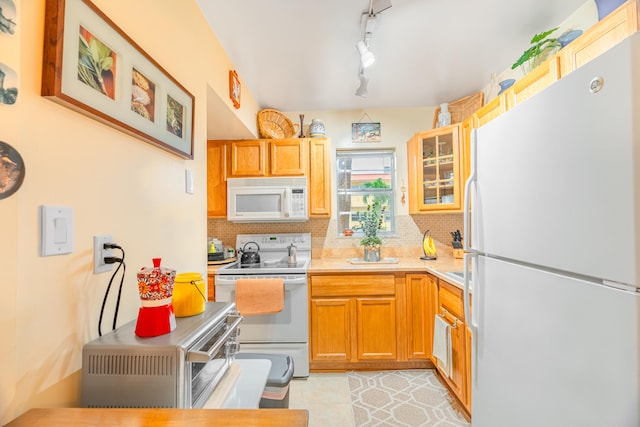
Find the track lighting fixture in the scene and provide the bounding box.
[356,39,375,68]
[354,0,392,98]
[355,69,369,98]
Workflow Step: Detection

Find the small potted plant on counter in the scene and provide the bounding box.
[357,201,386,262]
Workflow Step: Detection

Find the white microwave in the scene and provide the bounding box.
[227,177,308,223]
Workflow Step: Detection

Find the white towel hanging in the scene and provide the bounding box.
[433,315,453,378]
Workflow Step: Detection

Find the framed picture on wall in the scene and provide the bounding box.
[41,0,195,159]
[352,122,381,143]
[229,70,240,109]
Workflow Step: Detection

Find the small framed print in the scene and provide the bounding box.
[229,70,240,109]
[352,122,381,143]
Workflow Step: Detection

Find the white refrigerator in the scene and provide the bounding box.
[464,33,640,426]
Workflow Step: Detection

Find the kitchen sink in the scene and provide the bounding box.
[446,271,471,282]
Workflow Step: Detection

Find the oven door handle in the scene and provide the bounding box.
[283,277,307,287]
[215,276,308,287]
[186,314,243,363]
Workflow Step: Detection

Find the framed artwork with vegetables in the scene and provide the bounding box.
[41,0,194,159]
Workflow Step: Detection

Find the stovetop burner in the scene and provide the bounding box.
[217,233,312,276]
[240,262,260,269]
[241,261,306,269]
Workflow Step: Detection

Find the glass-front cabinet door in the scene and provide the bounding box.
[407,124,462,212]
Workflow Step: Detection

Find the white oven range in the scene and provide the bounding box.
[215,233,310,377]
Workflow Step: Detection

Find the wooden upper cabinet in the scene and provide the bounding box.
[460,116,474,187]
[229,140,267,176]
[560,0,638,77]
[207,140,228,217]
[474,93,506,128]
[407,124,463,213]
[308,138,331,217]
[506,55,560,110]
[228,139,307,177]
[208,137,331,218]
[270,139,307,176]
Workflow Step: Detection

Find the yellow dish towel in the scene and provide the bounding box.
[236,278,284,315]
[433,315,452,378]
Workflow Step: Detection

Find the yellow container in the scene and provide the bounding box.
[172,272,206,317]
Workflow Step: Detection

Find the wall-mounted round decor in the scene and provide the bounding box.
[0,0,17,36]
[0,62,18,105]
[0,141,25,199]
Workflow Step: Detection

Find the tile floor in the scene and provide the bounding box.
[288,371,467,427]
[289,372,356,427]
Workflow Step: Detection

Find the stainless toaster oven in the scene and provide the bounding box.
[81,302,242,408]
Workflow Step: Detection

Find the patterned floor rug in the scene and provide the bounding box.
[347,370,470,427]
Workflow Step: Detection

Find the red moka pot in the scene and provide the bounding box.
[135,258,177,337]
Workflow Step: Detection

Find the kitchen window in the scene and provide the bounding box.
[336,149,395,236]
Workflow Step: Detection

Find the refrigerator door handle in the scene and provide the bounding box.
[465,252,479,383]
[463,129,477,252]
[463,252,478,334]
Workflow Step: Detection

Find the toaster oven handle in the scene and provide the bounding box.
[186,314,243,363]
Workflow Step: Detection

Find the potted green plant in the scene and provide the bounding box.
[356,201,386,262]
[512,27,561,75]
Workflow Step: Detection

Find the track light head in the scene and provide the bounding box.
[356,41,375,68]
[356,72,369,98]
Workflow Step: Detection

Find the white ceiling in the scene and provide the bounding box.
[196,0,588,113]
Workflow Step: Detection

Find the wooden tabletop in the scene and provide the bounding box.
[6,408,309,427]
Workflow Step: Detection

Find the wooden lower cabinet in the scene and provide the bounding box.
[406,273,437,360]
[437,309,466,402]
[310,272,434,371]
[356,297,397,360]
[207,274,218,301]
[436,278,471,415]
[310,298,352,361]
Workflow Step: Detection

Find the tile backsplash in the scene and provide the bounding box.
[208,213,463,256]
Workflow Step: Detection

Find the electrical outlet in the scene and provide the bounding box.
[93,235,114,274]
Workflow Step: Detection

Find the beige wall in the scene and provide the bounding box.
[1,0,258,423]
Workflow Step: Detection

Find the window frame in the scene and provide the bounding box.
[336,149,396,238]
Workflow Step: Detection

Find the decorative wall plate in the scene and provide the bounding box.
[0,0,17,36]
[0,141,25,199]
[0,62,18,105]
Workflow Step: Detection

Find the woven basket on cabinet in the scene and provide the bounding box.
[257,109,297,139]
[432,91,484,128]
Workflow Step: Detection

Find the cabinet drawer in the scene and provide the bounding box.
[438,280,464,319]
[311,275,395,297]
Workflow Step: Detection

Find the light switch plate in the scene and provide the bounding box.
[185,169,194,194]
[40,205,73,256]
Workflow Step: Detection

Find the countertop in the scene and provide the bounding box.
[207,250,469,289]
[309,253,467,289]
[6,408,309,427]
